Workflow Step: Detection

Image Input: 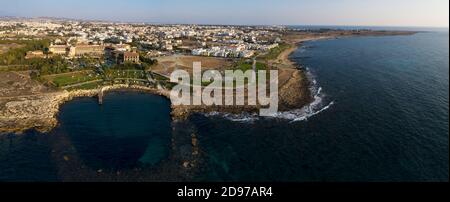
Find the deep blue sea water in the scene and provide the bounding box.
[193,31,449,181]
[56,91,172,170]
[0,31,448,182]
[0,91,173,181]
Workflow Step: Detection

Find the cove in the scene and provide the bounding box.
[55,90,172,171]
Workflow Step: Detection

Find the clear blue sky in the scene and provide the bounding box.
[2,0,448,27]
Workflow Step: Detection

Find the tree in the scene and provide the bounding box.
[43,47,50,58]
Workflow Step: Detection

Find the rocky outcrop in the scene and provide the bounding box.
[0,90,92,133]
[0,84,171,134]
[278,70,313,111]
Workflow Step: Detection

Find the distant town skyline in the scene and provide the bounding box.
[2,0,449,27]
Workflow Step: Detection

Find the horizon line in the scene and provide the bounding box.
[1,15,449,29]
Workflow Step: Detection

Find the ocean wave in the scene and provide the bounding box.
[273,69,335,122]
[203,66,335,123]
[203,111,259,123]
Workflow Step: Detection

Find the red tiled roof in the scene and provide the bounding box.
[124,52,139,57]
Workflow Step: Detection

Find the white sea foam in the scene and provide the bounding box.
[204,111,259,123]
[203,66,335,123]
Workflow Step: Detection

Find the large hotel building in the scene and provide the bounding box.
[49,44,105,58]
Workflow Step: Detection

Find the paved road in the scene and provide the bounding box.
[251,57,257,83]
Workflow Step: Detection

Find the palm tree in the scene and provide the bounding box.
[43,47,50,59]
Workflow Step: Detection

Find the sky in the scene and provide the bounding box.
[1,0,449,27]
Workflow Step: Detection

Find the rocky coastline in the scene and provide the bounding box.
[0,71,311,134]
[0,85,170,134]
[0,42,312,134]
[0,31,417,134]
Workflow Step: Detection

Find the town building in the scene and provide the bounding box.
[25,50,46,59]
[49,44,105,58]
[49,44,68,55]
[122,51,139,64]
[68,44,105,58]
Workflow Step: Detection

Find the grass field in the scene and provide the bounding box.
[235,61,267,72]
[104,69,147,80]
[39,69,173,90]
[42,71,102,87]
[259,43,292,61]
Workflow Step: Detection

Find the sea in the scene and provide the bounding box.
[0,28,448,182]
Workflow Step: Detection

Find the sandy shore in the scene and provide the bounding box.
[278,36,331,66]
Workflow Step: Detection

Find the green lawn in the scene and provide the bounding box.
[259,43,292,61]
[43,71,102,87]
[104,69,147,80]
[235,61,267,72]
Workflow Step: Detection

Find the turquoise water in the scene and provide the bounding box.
[0,31,448,182]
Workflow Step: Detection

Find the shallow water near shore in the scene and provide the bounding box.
[0,31,448,182]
